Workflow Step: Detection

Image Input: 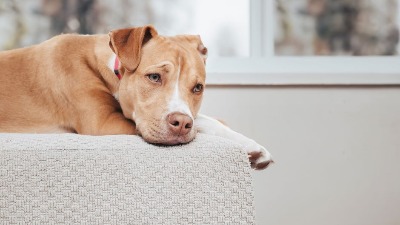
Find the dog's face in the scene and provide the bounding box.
[109,26,207,145]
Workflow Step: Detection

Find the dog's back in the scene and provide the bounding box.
[0,34,107,132]
[0,45,45,131]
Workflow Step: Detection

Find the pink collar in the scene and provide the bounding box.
[113,57,122,80]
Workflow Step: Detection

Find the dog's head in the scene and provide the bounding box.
[109,25,207,145]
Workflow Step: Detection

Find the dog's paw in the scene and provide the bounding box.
[244,141,273,170]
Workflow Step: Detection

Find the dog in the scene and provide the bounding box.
[0,25,272,170]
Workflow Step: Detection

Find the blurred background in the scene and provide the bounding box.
[275,0,400,55]
[0,0,249,56]
[1,1,399,225]
[1,0,400,56]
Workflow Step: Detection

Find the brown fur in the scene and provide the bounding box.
[0,25,207,144]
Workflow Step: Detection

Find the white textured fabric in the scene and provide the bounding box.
[0,133,255,225]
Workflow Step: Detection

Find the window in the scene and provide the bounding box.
[0,0,399,85]
[275,0,399,56]
[207,0,400,85]
[96,0,250,57]
[0,0,249,57]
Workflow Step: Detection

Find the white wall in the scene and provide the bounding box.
[200,86,400,225]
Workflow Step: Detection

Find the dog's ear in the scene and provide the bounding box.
[174,35,208,64]
[109,25,158,72]
[197,39,208,64]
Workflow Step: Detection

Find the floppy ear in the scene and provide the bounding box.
[174,35,208,64]
[109,25,158,72]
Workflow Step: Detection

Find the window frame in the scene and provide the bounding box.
[205,0,400,85]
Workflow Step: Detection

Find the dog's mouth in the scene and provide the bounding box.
[152,135,194,146]
[137,124,196,146]
[140,132,196,146]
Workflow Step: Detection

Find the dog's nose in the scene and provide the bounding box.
[167,112,193,136]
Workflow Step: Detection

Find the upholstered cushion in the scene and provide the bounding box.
[0,133,255,224]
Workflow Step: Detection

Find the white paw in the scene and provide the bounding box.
[244,141,273,170]
[194,114,273,169]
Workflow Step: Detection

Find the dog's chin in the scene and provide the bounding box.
[142,134,195,146]
[138,128,196,146]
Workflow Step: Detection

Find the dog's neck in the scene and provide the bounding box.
[104,53,121,101]
[108,53,122,80]
[93,37,123,102]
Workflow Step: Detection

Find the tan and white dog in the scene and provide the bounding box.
[0,25,272,169]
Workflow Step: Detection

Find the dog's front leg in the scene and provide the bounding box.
[78,111,137,135]
[195,114,273,170]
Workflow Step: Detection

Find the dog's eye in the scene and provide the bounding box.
[147,73,161,83]
[193,83,204,93]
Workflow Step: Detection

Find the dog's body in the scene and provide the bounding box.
[0,25,272,169]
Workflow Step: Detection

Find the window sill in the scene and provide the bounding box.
[206,72,400,86]
[205,57,400,86]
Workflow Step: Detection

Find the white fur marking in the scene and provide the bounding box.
[132,111,136,121]
[195,114,273,166]
[113,93,119,101]
[167,62,193,119]
[108,53,117,72]
[108,53,120,100]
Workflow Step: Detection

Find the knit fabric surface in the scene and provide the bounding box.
[0,133,255,225]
